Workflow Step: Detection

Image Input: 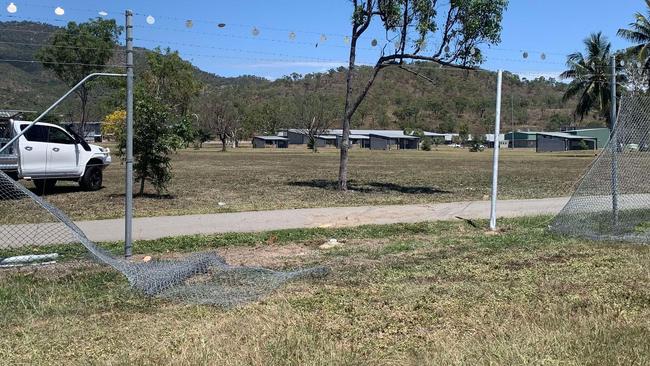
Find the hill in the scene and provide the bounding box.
[0,21,600,135]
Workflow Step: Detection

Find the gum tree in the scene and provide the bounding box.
[338,0,508,190]
[36,18,122,132]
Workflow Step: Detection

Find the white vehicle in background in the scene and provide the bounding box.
[0,120,112,192]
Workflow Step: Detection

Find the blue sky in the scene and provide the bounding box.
[1,0,645,79]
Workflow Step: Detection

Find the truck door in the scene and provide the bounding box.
[18,124,49,178]
[46,126,80,176]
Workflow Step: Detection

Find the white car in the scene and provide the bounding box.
[0,120,112,192]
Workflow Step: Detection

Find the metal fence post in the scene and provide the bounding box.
[489,70,503,231]
[125,10,134,258]
[610,55,619,229]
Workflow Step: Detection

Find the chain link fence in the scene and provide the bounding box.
[550,96,650,242]
[0,166,328,306]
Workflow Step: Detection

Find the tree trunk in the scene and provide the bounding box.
[221,136,227,152]
[79,87,88,137]
[338,34,359,191]
[139,177,145,196]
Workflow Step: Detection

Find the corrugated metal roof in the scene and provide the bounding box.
[326,129,406,136]
[538,132,596,140]
[348,134,370,139]
[369,131,420,139]
[316,135,337,140]
[254,136,288,141]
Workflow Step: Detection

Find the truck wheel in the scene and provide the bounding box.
[33,179,57,194]
[80,166,103,191]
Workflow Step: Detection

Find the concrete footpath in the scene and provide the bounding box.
[76,197,570,242]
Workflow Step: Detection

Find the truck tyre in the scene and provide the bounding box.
[33,179,57,194]
[80,165,103,191]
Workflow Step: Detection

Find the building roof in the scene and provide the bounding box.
[538,132,596,140]
[369,131,420,139]
[316,135,337,140]
[326,129,406,136]
[254,136,288,141]
[564,128,609,133]
[348,134,370,139]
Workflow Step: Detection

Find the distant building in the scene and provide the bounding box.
[563,128,610,149]
[282,129,310,145]
[315,135,337,147]
[505,131,538,148]
[252,136,288,148]
[334,134,370,149]
[369,131,420,150]
[536,132,597,152]
[484,134,508,148]
[422,132,459,144]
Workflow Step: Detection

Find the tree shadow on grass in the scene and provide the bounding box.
[287,179,452,195]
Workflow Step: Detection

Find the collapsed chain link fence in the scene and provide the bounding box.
[0,168,328,306]
[550,95,650,243]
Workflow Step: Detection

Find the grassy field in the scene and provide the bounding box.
[29,145,596,220]
[1,217,648,365]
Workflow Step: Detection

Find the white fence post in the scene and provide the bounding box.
[489,70,503,231]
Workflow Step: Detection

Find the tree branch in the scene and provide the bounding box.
[398,65,436,84]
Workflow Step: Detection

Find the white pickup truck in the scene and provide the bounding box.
[0,120,112,192]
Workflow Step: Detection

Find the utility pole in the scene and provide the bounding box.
[125,10,134,258]
[610,55,619,229]
[490,70,503,231]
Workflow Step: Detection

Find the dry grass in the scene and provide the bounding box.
[0,217,648,365]
[29,145,596,220]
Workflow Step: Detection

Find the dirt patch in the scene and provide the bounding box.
[218,244,317,268]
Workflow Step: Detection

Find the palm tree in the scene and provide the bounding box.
[617,0,650,87]
[560,32,619,127]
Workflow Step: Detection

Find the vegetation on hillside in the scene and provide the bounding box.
[0,21,578,137]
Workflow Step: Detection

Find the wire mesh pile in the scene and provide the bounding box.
[0,169,328,306]
[550,96,650,243]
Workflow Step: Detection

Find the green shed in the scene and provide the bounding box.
[564,128,610,149]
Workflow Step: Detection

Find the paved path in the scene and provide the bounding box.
[75,197,570,242]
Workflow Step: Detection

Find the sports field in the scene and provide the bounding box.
[31,146,596,220]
